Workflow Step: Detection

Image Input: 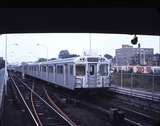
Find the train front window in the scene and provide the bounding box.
[76,64,85,76]
[100,64,108,76]
[89,64,96,75]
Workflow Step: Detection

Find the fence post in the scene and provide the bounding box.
[131,72,133,96]
[121,70,123,88]
[152,73,154,100]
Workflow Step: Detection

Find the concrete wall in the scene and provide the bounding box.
[0,68,5,121]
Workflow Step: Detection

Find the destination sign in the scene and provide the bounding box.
[87,58,98,62]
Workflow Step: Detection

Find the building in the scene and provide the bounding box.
[153,53,160,66]
[115,44,153,66]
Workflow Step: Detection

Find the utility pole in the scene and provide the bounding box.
[138,43,141,65]
[159,36,160,54]
[36,43,48,61]
[143,50,146,65]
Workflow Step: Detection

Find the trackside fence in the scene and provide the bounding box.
[112,72,160,94]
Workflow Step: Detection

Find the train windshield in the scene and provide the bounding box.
[88,63,97,76]
[76,64,86,76]
[99,64,108,76]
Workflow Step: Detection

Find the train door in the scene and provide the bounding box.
[87,63,97,88]
[69,64,75,89]
[64,64,68,86]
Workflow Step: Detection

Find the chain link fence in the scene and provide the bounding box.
[112,72,160,93]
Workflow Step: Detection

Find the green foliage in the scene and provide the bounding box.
[0,58,5,69]
[37,58,47,62]
[104,53,113,59]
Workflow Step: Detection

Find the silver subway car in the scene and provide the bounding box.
[15,56,111,90]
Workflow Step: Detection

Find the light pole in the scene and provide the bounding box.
[143,49,146,65]
[36,43,49,81]
[138,43,141,65]
[7,43,19,63]
[36,43,48,61]
[5,40,19,92]
[4,36,18,95]
[27,52,40,62]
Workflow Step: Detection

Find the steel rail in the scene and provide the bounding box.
[43,86,78,126]
[31,84,43,126]
[44,86,154,126]
[13,74,76,126]
[10,75,39,126]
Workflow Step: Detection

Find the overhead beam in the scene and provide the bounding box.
[0,8,160,35]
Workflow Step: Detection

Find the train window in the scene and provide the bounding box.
[42,66,46,72]
[37,66,39,72]
[57,65,63,74]
[100,64,108,76]
[37,66,39,71]
[34,66,36,71]
[70,65,73,75]
[76,64,85,76]
[48,66,53,73]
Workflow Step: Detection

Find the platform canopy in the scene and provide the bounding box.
[0,8,160,35]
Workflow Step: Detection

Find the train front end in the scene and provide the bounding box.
[75,56,111,89]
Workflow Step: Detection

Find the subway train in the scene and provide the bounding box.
[12,55,112,90]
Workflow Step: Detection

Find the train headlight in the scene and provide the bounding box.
[80,58,85,62]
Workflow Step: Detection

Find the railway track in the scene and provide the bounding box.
[43,86,81,126]
[11,73,111,126]
[10,72,160,126]
[44,83,159,126]
[9,73,79,126]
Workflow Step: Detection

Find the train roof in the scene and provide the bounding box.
[22,55,110,66]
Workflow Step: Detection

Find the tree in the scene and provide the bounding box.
[58,50,70,59]
[58,50,79,59]
[0,57,5,69]
[49,58,57,60]
[37,58,47,62]
[104,54,113,59]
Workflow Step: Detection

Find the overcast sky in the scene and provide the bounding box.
[0,33,159,64]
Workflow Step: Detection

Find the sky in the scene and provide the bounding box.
[0,33,159,64]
